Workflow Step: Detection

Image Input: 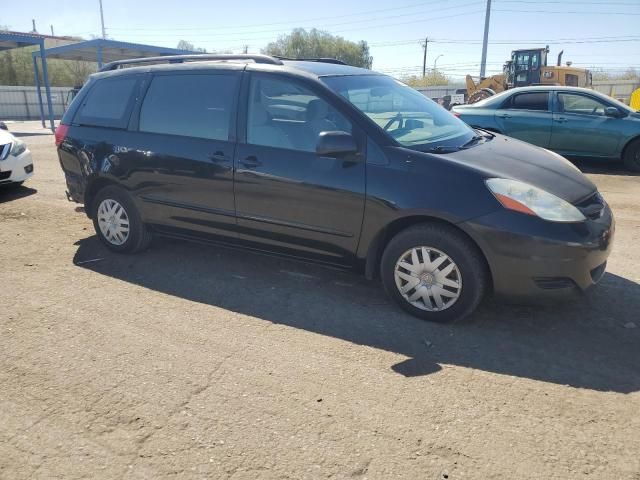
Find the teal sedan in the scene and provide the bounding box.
[452,86,640,171]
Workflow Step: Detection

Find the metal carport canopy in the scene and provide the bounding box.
[32,38,192,65]
[1,32,56,130]
[31,39,192,128]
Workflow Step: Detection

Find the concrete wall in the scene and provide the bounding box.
[0,86,75,120]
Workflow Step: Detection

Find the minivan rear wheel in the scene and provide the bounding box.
[92,185,152,253]
[381,223,488,322]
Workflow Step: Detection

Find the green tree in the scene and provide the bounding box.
[400,71,450,87]
[262,28,372,68]
[177,40,207,53]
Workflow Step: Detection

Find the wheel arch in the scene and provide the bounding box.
[620,134,640,160]
[364,215,493,290]
[83,176,122,219]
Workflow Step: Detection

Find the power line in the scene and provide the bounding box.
[497,0,640,5]
[105,0,480,32]
[494,9,640,15]
[106,9,487,43]
[108,6,484,39]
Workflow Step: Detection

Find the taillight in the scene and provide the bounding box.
[54,124,69,147]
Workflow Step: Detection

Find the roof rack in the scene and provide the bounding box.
[272,56,347,65]
[99,53,283,72]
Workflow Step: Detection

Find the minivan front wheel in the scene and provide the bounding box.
[92,185,152,253]
[381,223,488,322]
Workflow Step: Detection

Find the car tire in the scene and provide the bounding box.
[92,185,152,253]
[622,138,640,172]
[381,223,489,323]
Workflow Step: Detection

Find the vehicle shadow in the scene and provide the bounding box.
[0,185,37,203]
[573,158,640,176]
[73,235,640,393]
[11,132,53,138]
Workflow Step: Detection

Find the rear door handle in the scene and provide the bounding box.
[240,155,262,168]
[553,117,568,123]
[496,113,512,119]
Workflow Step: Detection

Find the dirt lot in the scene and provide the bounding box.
[1,121,639,479]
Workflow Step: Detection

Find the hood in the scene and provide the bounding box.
[441,134,596,204]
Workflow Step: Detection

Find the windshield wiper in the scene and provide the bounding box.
[460,134,484,149]
[424,145,460,153]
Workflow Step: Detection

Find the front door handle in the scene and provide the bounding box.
[240,155,262,168]
[553,117,568,123]
[208,151,227,162]
[496,113,512,119]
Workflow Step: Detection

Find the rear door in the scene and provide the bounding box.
[494,91,552,147]
[128,70,240,237]
[549,91,624,157]
[233,72,366,264]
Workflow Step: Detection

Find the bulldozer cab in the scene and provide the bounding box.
[506,47,549,88]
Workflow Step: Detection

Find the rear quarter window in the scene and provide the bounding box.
[504,92,550,111]
[138,73,238,141]
[74,76,140,129]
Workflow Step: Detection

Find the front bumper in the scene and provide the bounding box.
[461,201,614,300]
[0,149,34,185]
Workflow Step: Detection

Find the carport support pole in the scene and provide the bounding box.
[39,42,56,131]
[33,54,46,128]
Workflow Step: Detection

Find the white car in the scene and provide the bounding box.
[0,129,34,186]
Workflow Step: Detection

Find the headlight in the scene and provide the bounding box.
[10,139,27,157]
[486,178,586,223]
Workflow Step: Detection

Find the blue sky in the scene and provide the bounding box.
[5,0,640,82]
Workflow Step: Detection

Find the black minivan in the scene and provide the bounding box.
[56,54,614,322]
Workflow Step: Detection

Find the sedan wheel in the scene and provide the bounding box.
[394,247,462,312]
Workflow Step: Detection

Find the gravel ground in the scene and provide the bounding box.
[1,122,639,479]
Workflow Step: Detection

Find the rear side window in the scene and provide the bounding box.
[74,76,139,128]
[139,73,237,141]
[506,92,549,111]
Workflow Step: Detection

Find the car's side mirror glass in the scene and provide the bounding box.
[316,131,358,157]
[605,107,622,118]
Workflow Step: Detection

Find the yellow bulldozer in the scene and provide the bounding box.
[465,46,592,104]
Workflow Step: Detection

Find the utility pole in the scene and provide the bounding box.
[99,0,106,39]
[479,0,491,78]
[434,54,444,73]
[422,37,428,78]
[31,19,38,33]
[243,45,248,54]
[50,25,54,36]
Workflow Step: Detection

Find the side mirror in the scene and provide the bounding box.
[316,131,357,156]
[0,121,7,131]
[605,107,623,118]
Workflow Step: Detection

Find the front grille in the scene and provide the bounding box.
[0,171,11,181]
[576,192,605,220]
[533,277,576,290]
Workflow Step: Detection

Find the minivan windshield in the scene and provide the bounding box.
[322,75,475,151]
